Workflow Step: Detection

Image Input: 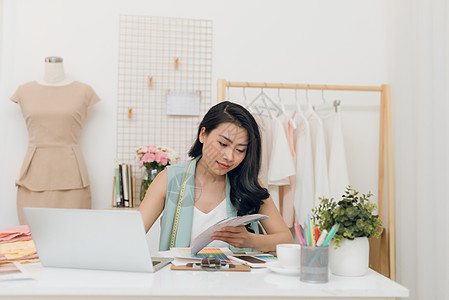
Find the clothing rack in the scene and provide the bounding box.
[217,79,395,280]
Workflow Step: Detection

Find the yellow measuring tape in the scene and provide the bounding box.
[169,160,195,248]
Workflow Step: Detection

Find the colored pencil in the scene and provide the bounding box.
[304,223,310,246]
[314,227,320,244]
[294,221,305,246]
[308,217,315,247]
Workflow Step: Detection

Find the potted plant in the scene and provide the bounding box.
[312,186,382,276]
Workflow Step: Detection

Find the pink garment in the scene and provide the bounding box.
[0,253,39,262]
[0,225,30,237]
[0,225,31,244]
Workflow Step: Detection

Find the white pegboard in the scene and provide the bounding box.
[116,15,213,203]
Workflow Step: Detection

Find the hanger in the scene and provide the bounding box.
[333,99,341,112]
[321,88,327,105]
[313,85,334,113]
[246,88,271,118]
[243,86,247,105]
[291,86,300,119]
[277,88,297,129]
[306,85,314,111]
[304,84,323,121]
[244,86,265,126]
[246,86,280,119]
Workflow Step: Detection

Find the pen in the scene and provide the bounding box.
[321,223,340,247]
[316,229,328,246]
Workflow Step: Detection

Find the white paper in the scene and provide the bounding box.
[0,263,33,281]
[166,91,200,116]
[190,214,268,254]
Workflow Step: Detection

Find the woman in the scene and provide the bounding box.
[139,101,294,252]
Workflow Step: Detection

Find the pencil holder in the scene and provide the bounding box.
[300,246,329,283]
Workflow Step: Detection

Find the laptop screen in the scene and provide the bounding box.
[24,207,170,273]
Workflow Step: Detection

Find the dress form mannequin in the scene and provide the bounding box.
[36,56,74,86]
[11,57,101,224]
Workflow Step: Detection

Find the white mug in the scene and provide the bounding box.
[276,243,301,269]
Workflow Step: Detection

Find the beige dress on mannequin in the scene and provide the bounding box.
[10,81,100,224]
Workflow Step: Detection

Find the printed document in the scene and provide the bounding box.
[190,214,268,254]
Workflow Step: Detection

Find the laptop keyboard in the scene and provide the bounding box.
[152,260,161,266]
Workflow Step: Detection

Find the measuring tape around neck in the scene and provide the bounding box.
[169,159,195,248]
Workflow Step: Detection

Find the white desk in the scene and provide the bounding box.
[0,263,408,300]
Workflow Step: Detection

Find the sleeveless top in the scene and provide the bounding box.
[190,199,229,249]
[159,157,261,252]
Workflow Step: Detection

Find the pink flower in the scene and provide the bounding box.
[159,152,169,166]
[136,145,179,169]
[142,152,156,163]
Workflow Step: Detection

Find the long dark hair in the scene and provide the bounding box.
[189,101,269,216]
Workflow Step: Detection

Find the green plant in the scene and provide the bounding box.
[312,186,382,248]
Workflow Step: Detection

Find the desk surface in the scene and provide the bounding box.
[1,263,408,300]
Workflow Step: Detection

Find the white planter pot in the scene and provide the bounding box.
[329,237,369,277]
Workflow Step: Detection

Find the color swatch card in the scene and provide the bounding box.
[170,247,233,266]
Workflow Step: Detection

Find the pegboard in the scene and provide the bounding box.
[116,15,213,204]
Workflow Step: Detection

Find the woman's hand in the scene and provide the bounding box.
[211,225,253,249]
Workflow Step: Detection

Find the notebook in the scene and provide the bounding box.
[23,207,173,273]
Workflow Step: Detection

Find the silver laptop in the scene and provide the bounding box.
[24,207,172,273]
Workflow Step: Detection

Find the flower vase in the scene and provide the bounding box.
[140,166,163,202]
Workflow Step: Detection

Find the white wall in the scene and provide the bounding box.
[0,0,388,225]
[387,1,449,299]
[0,0,389,272]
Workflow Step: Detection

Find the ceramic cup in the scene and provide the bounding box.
[276,243,301,269]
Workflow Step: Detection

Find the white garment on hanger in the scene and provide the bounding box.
[316,107,349,200]
[304,105,330,201]
[279,114,297,227]
[267,117,296,210]
[293,105,315,224]
[268,117,296,185]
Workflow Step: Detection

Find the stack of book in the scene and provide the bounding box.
[113,161,135,208]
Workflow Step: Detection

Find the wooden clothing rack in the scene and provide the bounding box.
[217,79,395,280]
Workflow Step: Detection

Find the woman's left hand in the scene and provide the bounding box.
[211,225,253,249]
